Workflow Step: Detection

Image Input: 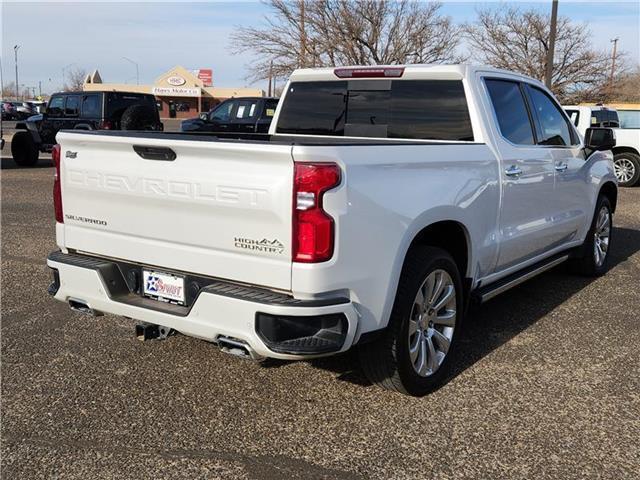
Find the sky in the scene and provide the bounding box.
[1,0,639,95]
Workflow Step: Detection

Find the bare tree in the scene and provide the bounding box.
[64,67,87,92]
[2,81,18,99]
[464,7,626,102]
[230,0,462,83]
[608,67,640,103]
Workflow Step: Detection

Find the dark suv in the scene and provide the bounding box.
[180,97,278,134]
[11,91,162,166]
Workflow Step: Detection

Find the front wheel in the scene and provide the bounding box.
[613,153,640,187]
[569,195,613,277]
[359,246,463,396]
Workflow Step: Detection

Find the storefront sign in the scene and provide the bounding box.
[152,86,200,97]
[197,69,213,87]
[167,75,186,86]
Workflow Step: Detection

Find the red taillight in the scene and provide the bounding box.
[98,120,113,130]
[52,144,63,223]
[293,162,341,263]
[334,67,405,78]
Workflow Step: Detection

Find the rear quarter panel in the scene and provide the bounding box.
[291,143,500,336]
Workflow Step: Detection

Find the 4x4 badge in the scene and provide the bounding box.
[65,151,78,159]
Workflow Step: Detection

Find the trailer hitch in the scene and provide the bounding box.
[135,322,174,341]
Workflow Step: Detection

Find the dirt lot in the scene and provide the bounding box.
[2,149,639,479]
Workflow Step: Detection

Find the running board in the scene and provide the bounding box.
[474,253,570,303]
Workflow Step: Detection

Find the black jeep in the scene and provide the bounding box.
[12,91,162,166]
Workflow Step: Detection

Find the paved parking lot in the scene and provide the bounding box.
[2,149,639,479]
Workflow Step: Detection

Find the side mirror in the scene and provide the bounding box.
[584,127,616,151]
[199,113,208,121]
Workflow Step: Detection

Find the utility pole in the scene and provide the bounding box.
[39,80,42,97]
[268,60,273,97]
[14,45,20,100]
[544,0,558,89]
[609,37,619,85]
[299,0,306,68]
[122,57,139,85]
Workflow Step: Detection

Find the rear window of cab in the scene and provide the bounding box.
[276,80,474,141]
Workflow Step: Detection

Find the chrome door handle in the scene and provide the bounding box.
[505,165,523,177]
[555,162,568,172]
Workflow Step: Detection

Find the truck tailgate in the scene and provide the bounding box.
[57,132,294,291]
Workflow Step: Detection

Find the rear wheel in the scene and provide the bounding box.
[359,246,463,396]
[569,195,612,276]
[11,131,39,167]
[613,153,640,187]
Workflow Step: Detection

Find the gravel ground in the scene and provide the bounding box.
[2,149,639,479]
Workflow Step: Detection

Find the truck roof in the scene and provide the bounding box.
[288,63,546,87]
[563,105,618,112]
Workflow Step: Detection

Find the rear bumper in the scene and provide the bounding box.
[47,251,358,360]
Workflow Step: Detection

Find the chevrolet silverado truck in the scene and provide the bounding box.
[47,65,618,396]
[564,105,640,187]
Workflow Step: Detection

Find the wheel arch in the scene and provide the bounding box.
[407,220,471,280]
[599,181,618,213]
[612,146,639,157]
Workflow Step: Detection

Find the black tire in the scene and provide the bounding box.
[568,195,613,277]
[120,104,158,130]
[359,246,464,396]
[613,152,640,187]
[11,131,39,167]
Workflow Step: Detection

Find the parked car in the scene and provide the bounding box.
[1,101,16,120]
[180,97,279,134]
[47,65,617,396]
[11,91,162,166]
[14,101,38,120]
[564,105,640,187]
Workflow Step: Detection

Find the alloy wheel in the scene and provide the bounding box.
[593,205,611,267]
[408,269,457,377]
[613,157,636,184]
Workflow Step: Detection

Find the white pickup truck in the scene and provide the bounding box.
[564,105,640,187]
[47,65,618,396]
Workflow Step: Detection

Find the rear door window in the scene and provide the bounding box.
[64,96,80,117]
[81,94,100,118]
[485,79,535,145]
[233,99,259,119]
[276,80,473,140]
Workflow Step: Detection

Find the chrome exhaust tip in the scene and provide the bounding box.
[68,299,102,316]
[217,335,263,361]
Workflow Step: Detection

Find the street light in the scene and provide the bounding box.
[122,57,139,85]
[14,45,20,100]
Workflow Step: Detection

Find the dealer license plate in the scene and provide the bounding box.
[142,269,186,305]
